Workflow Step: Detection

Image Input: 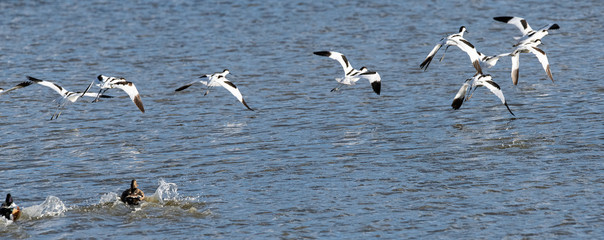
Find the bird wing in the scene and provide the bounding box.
[419,42,443,71]
[0,81,34,96]
[113,81,145,113]
[450,37,483,74]
[78,80,94,97]
[479,52,511,68]
[81,92,114,98]
[515,23,559,46]
[477,77,515,116]
[175,81,201,91]
[451,79,471,110]
[80,80,112,98]
[359,71,381,95]
[174,82,196,91]
[527,46,554,82]
[510,52,520,85]
[545,23,560,31]
[534,23,560,34]
[27,76,69,96]
[216,77,253,111]
[493,16,533,36]
[314,51,354,76]
[175,76,209,91]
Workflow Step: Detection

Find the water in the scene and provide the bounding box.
[1,0,603,238]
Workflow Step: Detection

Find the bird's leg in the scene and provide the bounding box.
[439,45,450,62]
[54,111,63,120]
[331,83,345,92]
[92,89,105,103]
[203,86,212,96]
[466,86,479,101]
[50,107,62,120]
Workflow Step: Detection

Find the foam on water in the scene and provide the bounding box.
[20,196,67,220]
[146,179,180,204]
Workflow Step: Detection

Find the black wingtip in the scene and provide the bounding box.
[313,51,331,57]
[451,97,464,110]
[549,24,560,30]
[175,84,193,92]
[420,56,433,71]
[133,94,145,113]
[371,81,381,95]
[504,102,515,116]
[546,65,554,82]
[242,99,254,111]
[17,81,34,87]
[493,16,514,23]
[26,76,43,82]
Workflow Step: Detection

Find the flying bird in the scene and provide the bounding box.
[508,39,553,85]
[452,73,514,116]
[493,16,559,46]
[313,51,381,95]
[420,26,483,74]
[26,76,111,120]
[477,51,512,69]
[175,69,254,111]
[94,75,145,113]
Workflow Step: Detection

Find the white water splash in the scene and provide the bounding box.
[146,179,179,203]
[98,192,120,205]
[21,196,67,220]
[0,217,14,226]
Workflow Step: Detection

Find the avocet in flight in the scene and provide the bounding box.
[451,73,514,116]
[26,76,111,120]
[420,26,483,74]
[477,51,512,69]
[94,75,145,113]
[493,16,559,46]
[175,69,254,111]
[508,39,553,85]
[313,51,381,95]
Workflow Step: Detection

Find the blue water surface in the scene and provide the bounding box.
[1,0,603,239]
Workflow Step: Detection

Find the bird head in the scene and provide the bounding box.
[459,26,468,34]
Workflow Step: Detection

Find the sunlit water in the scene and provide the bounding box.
[1,0,603,239]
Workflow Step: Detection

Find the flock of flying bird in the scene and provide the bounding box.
[0,16,558,120]
[421,16,559,116]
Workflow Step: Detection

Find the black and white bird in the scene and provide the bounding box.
[175,69,254,111]
[26,76,111,120]
[452,73,514,116]
[493,16,559,46]
[420,26,483,74]
[94,75,145,113]
[313,51,381,95]
[0,81,34,96]
[477,51,512,69]
[509,39,553,85]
